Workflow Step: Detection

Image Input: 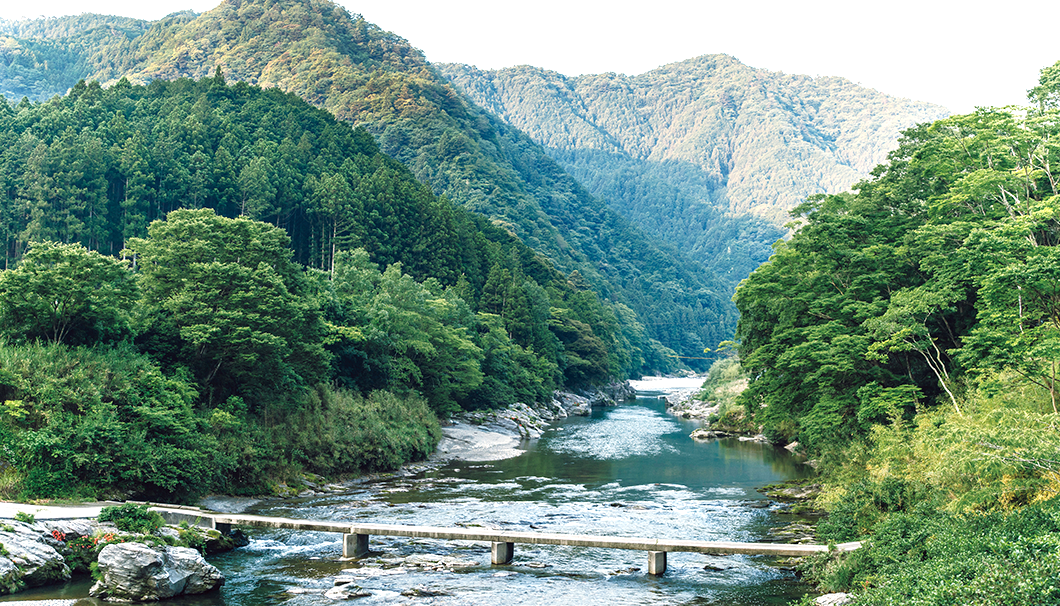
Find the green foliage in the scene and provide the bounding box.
[63,531,125,574]
[0,15,150,101]
[0,342,225,501]
[98,503,165,534]
[273,386,440,475]
[12,510,32,524]
[127,209,330,406]
[806,501,1060,605]
[0,241,137,346]
[0,34,682,500]
[728,66,1060,606]
[176,522,206,555]
[735,96,1060,451]
[695,357,753,431]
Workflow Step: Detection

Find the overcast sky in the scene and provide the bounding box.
[3,0,1057,114]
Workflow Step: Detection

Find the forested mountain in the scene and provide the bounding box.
[0,75,661,499]
[439,59,949,283]
[0,14,150,100]
[0,0,731,366]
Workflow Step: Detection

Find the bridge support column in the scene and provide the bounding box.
[647,551,667,576]
[491,541,515,565]
[343,533,369,558]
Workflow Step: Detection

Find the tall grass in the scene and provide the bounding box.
[804,372,1060,605]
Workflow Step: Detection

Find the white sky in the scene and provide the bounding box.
[3,0,1057,114]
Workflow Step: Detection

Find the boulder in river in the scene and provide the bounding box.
[0,523,72,592]
[689,428,718,440]
[90,542,223,602]
[816,593,853,606]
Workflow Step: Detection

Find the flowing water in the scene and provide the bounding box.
[7,393,816,605]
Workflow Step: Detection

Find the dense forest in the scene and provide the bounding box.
[733,62,1060,605]
[0,0,734,367]
[0,75,667,501]
[440,58,948,286]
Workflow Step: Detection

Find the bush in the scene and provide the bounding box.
[0,343,226,501]
[63,532,124,574]
[804,500,1060,605]
[278,386,441,476]
[97,503,165,534]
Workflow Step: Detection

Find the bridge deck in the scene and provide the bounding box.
[205,512,860,557]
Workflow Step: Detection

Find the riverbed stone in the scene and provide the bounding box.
[816,593,853,606]
[689,428,718,440]
[401,585,452,597]
[324,585,370,599]
[90,542,223,602]
[738,434,771,444]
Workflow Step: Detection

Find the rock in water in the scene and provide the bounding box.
[0,528,71,589]
[90,543,224,602]
[815,593,853,606]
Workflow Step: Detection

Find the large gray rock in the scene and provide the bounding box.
[90,542,223,602]
[0,528,71,589]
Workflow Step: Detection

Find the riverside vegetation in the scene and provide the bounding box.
[0,75,666,502]
[732,62,1060,605]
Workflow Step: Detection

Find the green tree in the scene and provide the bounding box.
[126,209,329,405]
[0,241,137,345]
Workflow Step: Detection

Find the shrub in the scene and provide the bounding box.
[63,532,124,574]
[271,386,441,477]
[804,500,1060,604]
[0,343,225,501]
[97,503,165,534]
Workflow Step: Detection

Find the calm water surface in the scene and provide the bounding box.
[11,395,815,605]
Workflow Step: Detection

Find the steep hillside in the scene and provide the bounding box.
[0,14,150,100]
[439,58,950,281]
[0,0,731,367]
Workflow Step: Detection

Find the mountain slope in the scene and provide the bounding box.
[438,57,950,281]
[0,14,150,100]
[0,0,731,368]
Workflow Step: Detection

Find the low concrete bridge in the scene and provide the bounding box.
[151,506,861,576]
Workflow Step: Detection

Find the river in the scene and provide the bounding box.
[7,387,816,605]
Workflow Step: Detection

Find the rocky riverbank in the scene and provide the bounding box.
[629,376,713,420]
[433,384,635,462]
[634,375,772,443]
[0,505,238,600]
[245,384,641,500]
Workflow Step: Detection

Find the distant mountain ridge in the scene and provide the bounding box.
[439,57,950,280]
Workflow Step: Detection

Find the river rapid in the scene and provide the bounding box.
[8,384,816,605]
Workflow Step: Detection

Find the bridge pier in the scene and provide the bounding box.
[343,533,370,558]
[647,551,667,576]
[491,541,515,565]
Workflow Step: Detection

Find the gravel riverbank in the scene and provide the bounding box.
[433,384,635,462]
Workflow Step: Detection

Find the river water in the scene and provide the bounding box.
[8,391,815,605]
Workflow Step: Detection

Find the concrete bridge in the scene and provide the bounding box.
[151,505,861,576]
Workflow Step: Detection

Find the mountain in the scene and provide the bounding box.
[0,0,732,368]
[438,58,950,282]
[0,14,150,100]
